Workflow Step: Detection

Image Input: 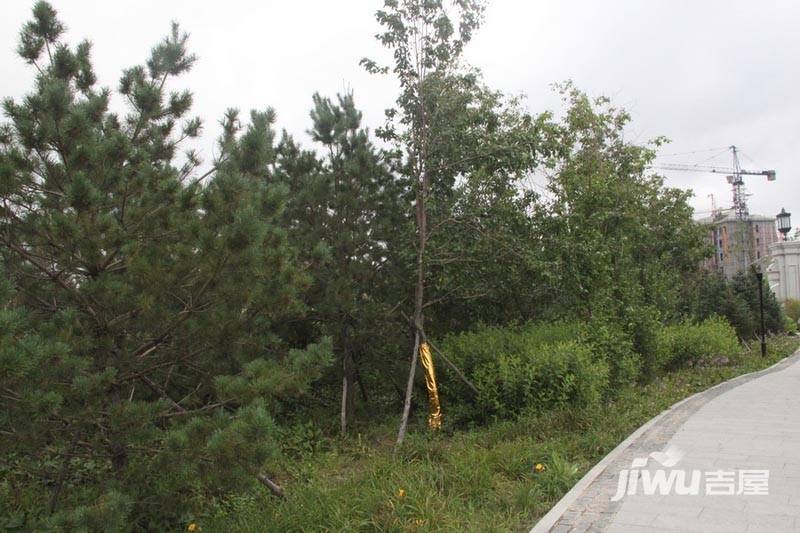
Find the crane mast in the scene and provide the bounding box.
[730,145,746,219]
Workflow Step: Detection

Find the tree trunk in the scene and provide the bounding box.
[396,329,420,448]
[353,353,369,402]
[396,157,429,448]
[340,372,348,437]
[397,48,430,448]
[340,347,356,437]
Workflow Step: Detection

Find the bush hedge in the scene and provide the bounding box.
[438,317,744,424]
[438,323,608,420]
[656,316,740,370]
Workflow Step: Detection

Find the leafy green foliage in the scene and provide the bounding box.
[439,323,608,420]
[420,72,554,331]
[681,269,785,339]
[656,316,740,370]
[535,84,708,323]
[785,299,800,324]
[439,321,582,373]
[730,270,785,336]
[471,340,607,414]
[580,320,640,389]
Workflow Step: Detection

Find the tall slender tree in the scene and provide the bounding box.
[362,0,485,445]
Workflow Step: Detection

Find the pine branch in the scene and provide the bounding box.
[138,375,187,414]
[1,237,101,322]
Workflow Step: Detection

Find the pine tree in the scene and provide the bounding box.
[275,92,407,435]
[730,269,784,336]
[0,3,330,528]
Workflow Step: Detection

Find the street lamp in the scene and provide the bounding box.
[755,269,767,358]
[777,208,792,241]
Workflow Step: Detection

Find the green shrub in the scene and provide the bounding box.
[474,340,607,413]
[580,321,640,388]
[657,316,740,370]
[629,309,661,382]
[785,299,800,325]
[681,270,785,339]
[439,323,608,421]
[438,321,582,374]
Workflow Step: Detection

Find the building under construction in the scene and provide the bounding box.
[655,145,778,280]
[699,211,778,279]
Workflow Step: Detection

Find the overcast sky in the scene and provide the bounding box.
[2,0,799,228]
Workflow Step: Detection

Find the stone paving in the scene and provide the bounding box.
[533,350,800,533]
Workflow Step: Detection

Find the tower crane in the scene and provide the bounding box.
[651,145,776,220]
[651,146,775,274]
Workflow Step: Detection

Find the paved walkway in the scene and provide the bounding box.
[533,350,800,533]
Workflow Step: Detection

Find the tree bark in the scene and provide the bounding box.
[397,147,429,448]
[340,347,356,437]
[340,372,348,437]
[396,329,421,448]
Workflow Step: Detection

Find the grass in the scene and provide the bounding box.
[203,336,800,532]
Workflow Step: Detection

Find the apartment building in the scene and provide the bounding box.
[700,211,778,279]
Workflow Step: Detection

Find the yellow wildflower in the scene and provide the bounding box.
[534,463,546,473]
[397,488,406,498]
[187,523,199,532]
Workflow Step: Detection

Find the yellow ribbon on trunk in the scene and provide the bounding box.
[418,342,442,430]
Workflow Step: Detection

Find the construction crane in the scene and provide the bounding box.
[651,146,775,274]
[652,145,776,220]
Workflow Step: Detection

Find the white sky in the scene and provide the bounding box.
[2,0,799,229]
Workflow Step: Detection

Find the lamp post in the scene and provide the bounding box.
[777,208,791,241]
[755,269,767,357]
